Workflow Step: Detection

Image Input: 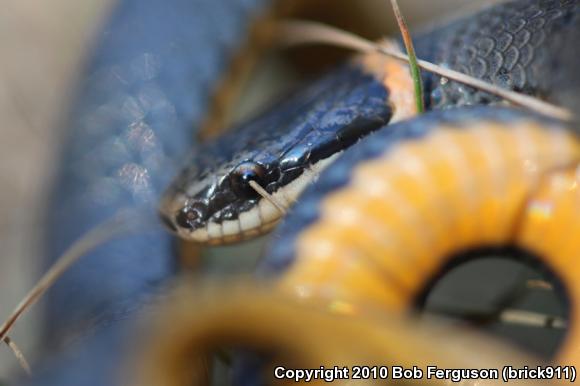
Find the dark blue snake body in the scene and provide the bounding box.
[414,0,579,109]
[26,0,269,384]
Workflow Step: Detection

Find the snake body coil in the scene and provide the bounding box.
[261,108,580,363]
[29,0,272,384]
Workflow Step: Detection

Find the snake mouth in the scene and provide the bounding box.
[158,188,280,244]
[160,198,282,244]
[165,189,292,244]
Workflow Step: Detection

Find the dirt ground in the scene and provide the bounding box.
[0,0,500,377]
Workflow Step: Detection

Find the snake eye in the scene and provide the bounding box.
[229,161,267,198]
[175,203,206,230]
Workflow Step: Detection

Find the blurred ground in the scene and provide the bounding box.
[0,0,111,375]
[0,0,502,377]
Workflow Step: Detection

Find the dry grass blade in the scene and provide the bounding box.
[389,0,424,112]
[527,279,554,290]
[3,336,31,375]
[248,180,287,215]
[0,209,151,343]
[277,20,573,121]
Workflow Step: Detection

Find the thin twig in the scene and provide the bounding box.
[389,0,424,113]
[0,210,150,343]
[3,336,31,375]
[248,180,287,215]
[277,20,573,121]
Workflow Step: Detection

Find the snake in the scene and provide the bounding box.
[21,0,579,385]
[159,46,416,243]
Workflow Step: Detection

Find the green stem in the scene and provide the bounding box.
[389,0,424,113]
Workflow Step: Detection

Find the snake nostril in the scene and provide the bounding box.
[175,205,205,230]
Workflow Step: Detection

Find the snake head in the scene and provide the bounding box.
[159,153,286,244]
[159,59,403,244]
